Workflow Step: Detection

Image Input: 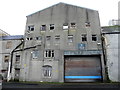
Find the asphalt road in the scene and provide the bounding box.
[2,82,120,90]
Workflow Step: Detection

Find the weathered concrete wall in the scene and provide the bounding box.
[104,34,119,82]
[20,3,104,82]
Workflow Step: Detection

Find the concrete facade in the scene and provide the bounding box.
[102,26,120,82]
[14,3,105,82]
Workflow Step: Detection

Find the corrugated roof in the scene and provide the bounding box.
[0,35,24,40]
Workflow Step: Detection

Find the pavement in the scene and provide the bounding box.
[1,82,120,90]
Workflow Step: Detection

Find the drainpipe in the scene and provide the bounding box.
[7,40,24,82]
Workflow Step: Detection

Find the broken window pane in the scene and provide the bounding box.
[50,24,54,30]
[26,37,33,40]
[4,55,9,62]
[28,25,34,31]
[68,35,73,43]
[82,34,87,41]
[63,23,68,30]
[85,22,90,27]
[41,25,46,31]
[71,23,76,28]
[36,36,42,40]
[92,35,97,41]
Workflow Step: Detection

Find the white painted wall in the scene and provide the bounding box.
[104,34,119,82]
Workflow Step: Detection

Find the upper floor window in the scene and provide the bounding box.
[16,55,20,63]
[82,34,87,41]
[4,55,9,62]
[28,25,34,31]
[55,35,60,43]
[44,50,54,58]
[35,36,42,40]
[63,23,68,30]
[70,23,76,28]
[46,36,51,41]
[68,35,73,43]
[6,41,12,49]
[85,22,90,27]
[50,24,55,30]
[32,50,39,59]
[43,65,52,77]
[26,37,33,40]
[41,25,46,31]
[92,34,97,41]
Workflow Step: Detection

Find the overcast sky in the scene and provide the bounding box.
[0,0,119,35]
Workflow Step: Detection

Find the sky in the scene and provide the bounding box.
[0,0,119,35]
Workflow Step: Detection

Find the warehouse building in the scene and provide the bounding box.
[10,2,105,82]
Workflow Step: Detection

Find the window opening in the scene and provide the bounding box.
[63,23,68,30]
[82,34,87,41]
[68,35,73,43]
[50,24,54,30]
[41,25,46,31]
[92,35,97,41]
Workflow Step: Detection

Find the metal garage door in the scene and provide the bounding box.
[64,56,102,82]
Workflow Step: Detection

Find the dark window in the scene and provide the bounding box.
[43,65,52,77]
[28,25,34,31]
[36,36,42,40]
[41,25,46,31]
[63,23,68,30]
[92,35,97,41]
[71,23,76,28]
[16,55,20,63]
[85,22,90,27]
[45,50,54,58]
[82,34,87,41]
[4,56,9,62]
[50,24,54,30]
[26,37,33,40]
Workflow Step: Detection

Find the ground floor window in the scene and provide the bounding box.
[43,65,52,77]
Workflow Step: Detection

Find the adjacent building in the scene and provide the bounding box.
[102,25,120,82]
[0,35,23,80]
[10,3,105,82]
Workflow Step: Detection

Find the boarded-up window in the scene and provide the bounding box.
[43,65,52,77]
[4,55,9,62]
[6,41,12,49]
